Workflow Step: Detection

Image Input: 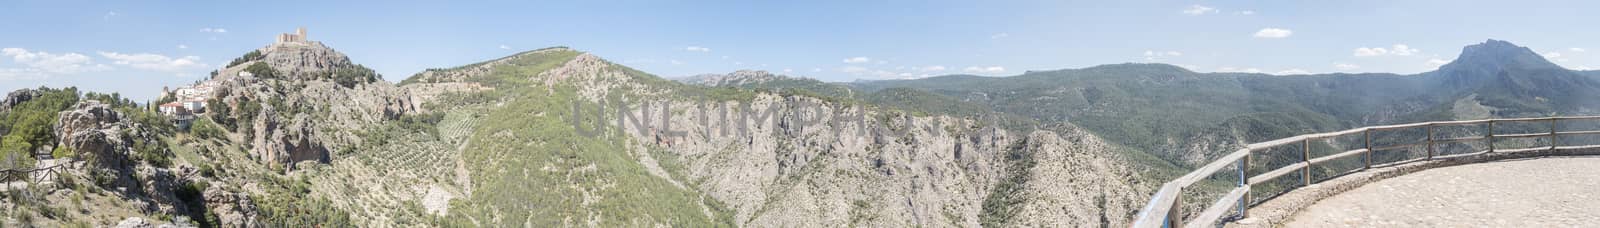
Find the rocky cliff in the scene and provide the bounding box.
[0,99,259,227]
[390,50,1158,227]
[204,41,418,169]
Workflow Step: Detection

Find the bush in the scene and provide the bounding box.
[227,50,263,68]
[244,62,279,79]
[131,136,172,167]
[318,65,381,89]
[50,146,74,159]
[191,118,225,139]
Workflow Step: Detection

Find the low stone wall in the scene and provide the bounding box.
[1229,146,1600,227]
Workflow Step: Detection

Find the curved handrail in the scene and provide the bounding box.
[1131,116,1600,228]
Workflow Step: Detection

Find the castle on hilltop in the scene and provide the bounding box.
[275,27,308,43]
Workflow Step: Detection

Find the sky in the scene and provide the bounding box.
[3,0,1599,100]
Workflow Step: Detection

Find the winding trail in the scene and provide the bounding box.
[1286,157,1600,227]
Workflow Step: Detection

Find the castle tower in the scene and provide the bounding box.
[296,27,306,42]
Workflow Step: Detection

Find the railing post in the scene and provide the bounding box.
[1550,118,1559,150]
[1237,152,1250,219]
[1168,191,1184,228]
[1487,120,1495,153]
[1426,124,1435,160]
[1364,129,1373,169]
[1302,138,1312,186]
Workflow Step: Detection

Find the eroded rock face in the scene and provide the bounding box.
[675,70,788,86]
[56,101,135,185]
[0,88,40,114]
[204,185,261,227]
[252,112,329,167]
[206,42,417,170]
[48,100,249,225]
[56,100,122,144]
[611,96,1152,227]
[522,53,1155,227]
[259,42,355,79]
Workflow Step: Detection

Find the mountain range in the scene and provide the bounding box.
[0,38,1594,227]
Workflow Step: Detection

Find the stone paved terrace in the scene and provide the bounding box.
[1284,157,1600,227]
[1229,147,1600,227]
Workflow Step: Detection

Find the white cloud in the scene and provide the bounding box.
[1217,66,1262,73]
[177,44,189,49]
[103,11,117,20]
[200,27,227,33]
[963,66,1005,74]
[990,33,1010,39]
[684,46,711,52]
[0,68,47,81]
[1276,69,1310,75]
[1334,63,1361,70]
[812,68,822,72]
[499,44,511,50]
[1570,48,1587,53]
[914,65,946,72]
[1238,10,1256,15]
[733,61,744,65]
[1542,51,1570,62]
[1542,51,1563,59]
[98,51,208,73]
[1182,5,1219,15]
[843,56,871,64]
[669,60,684,65]
[2,48,107,74]
[1143,50,1183,61]
[783,68,793,73]
[1353,44,1420,57]
[840,66,868,73]
[1426,58,1451,68]
[1252,28,1292,38]
[1353,47,1385,57]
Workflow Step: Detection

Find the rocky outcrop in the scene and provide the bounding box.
[519,52,1155,227]
[258,42,355,79]
[41,100,250,226]
[251,111,328,167]
[204,185,261,227]
[675,70,788,86]
[56,101,135,185]
[113,216,189,228]
[0,88,40,114]
[203,41,418,170]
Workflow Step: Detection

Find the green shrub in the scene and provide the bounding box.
[190,118,225,139]
[50,146,74,159]
[131,136,172,167]
[227,50,263,68]
[244,62,279,79]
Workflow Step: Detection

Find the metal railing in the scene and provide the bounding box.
[1131,116,1600,228]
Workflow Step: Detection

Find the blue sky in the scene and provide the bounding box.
[2,0,1598,100]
